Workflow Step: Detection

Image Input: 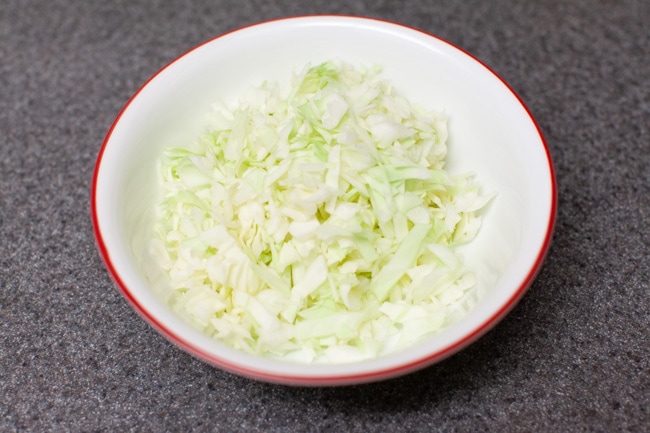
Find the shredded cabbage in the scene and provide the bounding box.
[148,60,493,363]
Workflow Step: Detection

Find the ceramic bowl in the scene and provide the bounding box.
[91,16,556,386]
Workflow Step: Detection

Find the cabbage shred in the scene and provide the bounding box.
[149,61,492,363]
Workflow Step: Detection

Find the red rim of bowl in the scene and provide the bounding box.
[90,15,557,386]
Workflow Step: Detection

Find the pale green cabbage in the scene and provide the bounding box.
[148,60,493,363]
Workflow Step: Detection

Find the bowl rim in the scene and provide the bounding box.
[90,14,557,386]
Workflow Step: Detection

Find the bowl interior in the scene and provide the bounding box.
[93,16,555,385]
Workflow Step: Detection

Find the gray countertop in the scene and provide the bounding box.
[1,0,648,431]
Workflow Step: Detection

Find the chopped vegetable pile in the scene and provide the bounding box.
[148,60,493,363]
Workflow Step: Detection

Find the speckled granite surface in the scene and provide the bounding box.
[1,0,648,431]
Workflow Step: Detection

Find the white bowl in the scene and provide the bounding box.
[91,16,556,386]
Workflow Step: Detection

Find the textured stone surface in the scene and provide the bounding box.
[1,0,648,431]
